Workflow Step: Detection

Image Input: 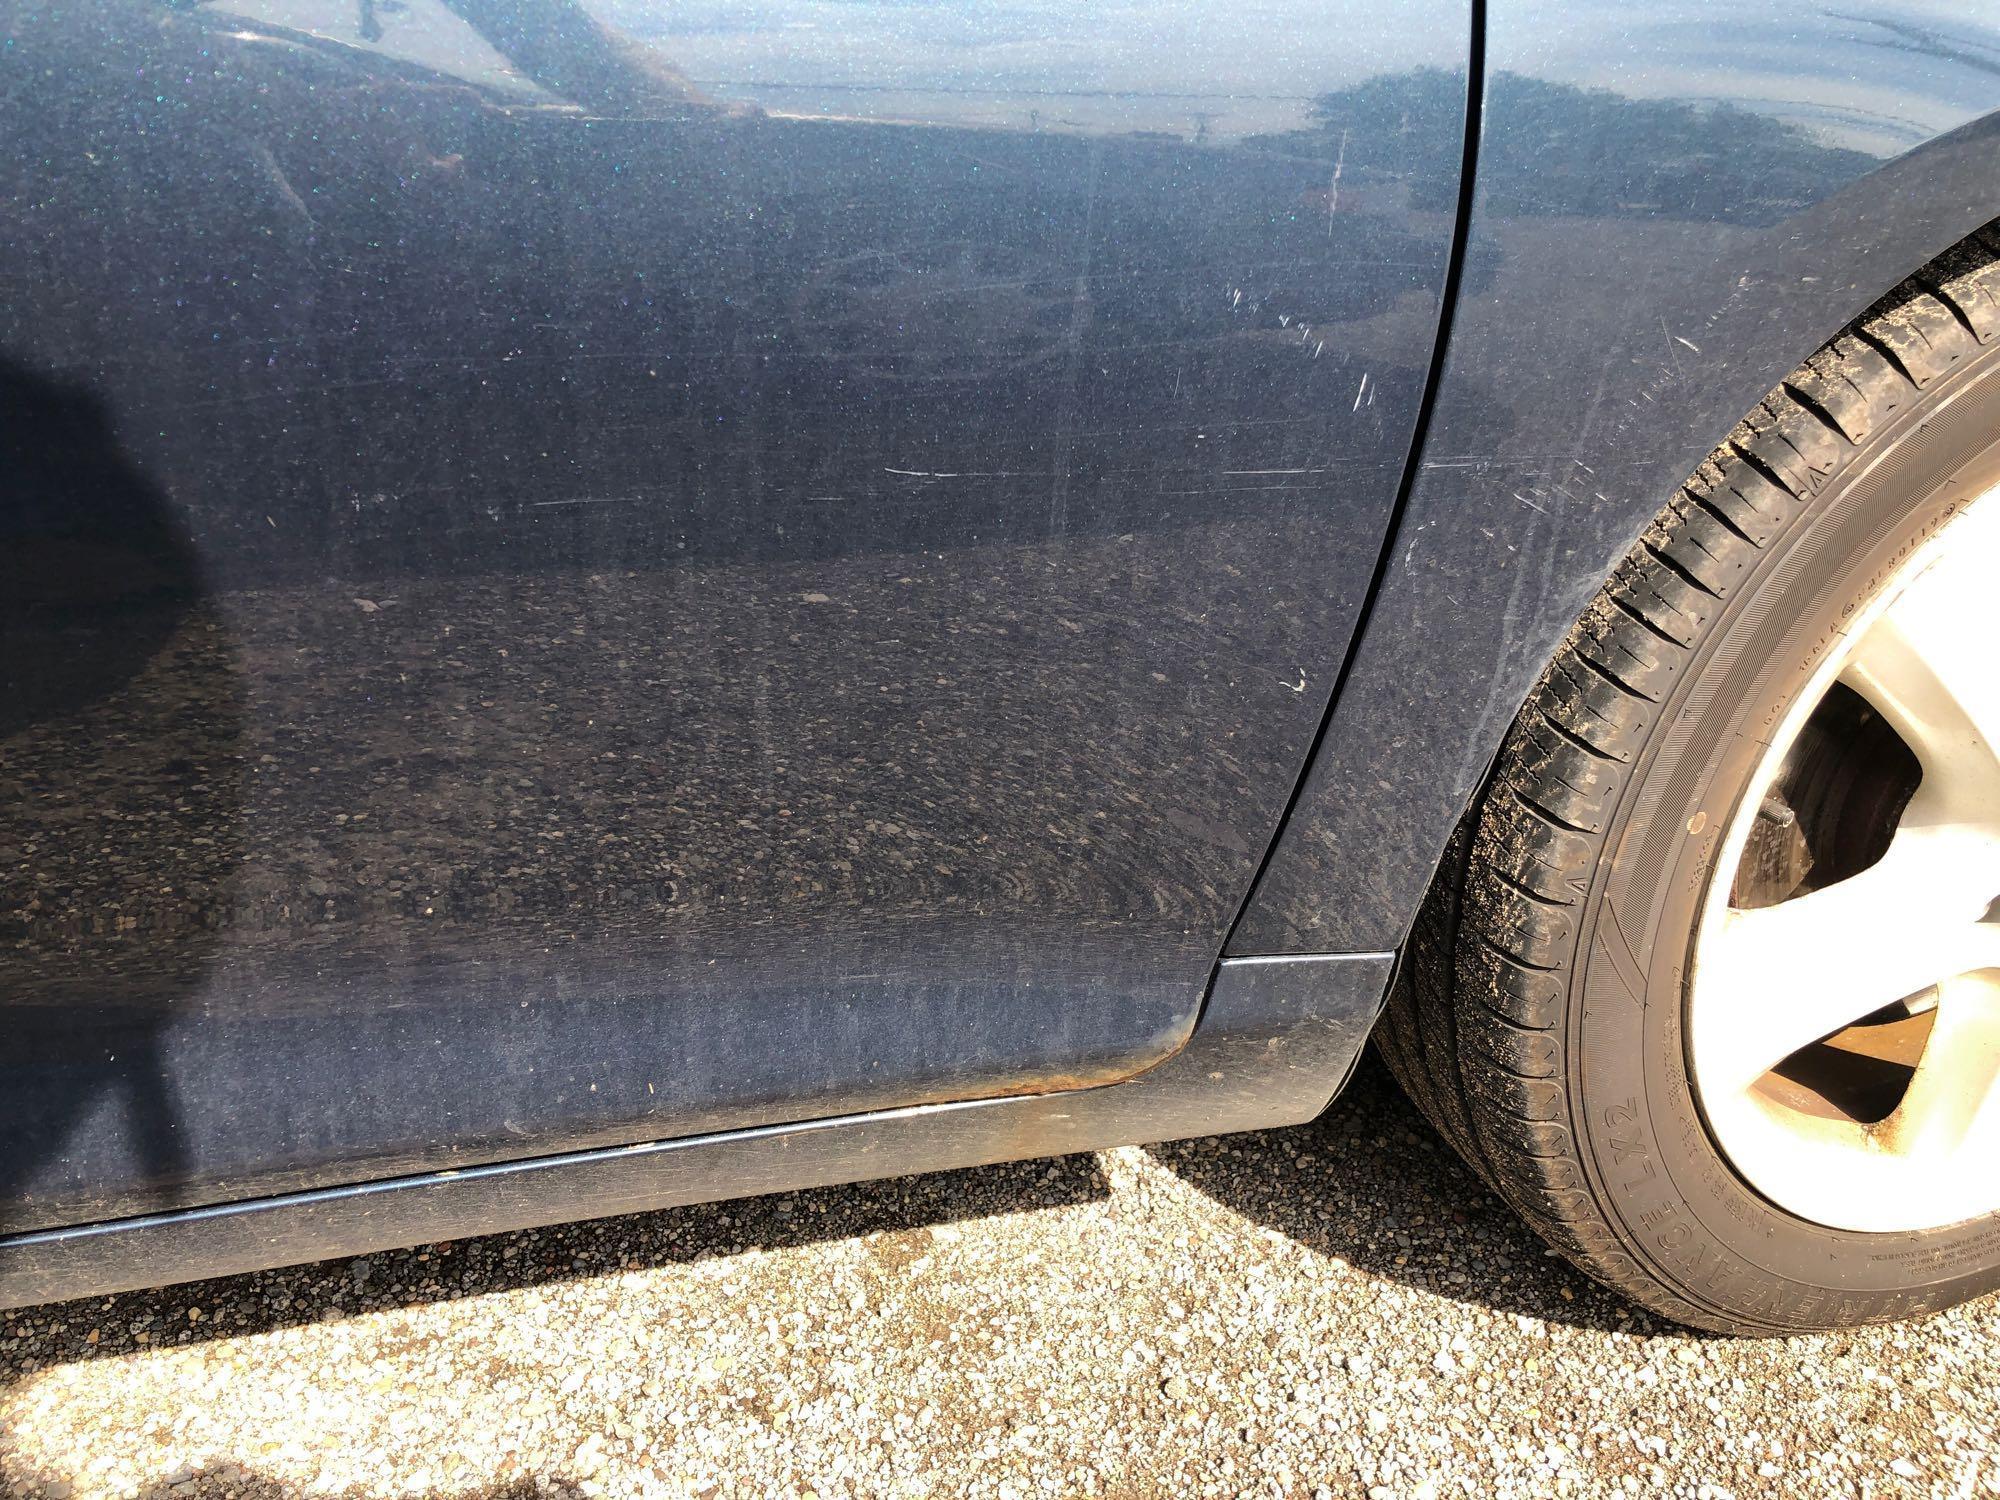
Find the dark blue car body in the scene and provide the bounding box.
[3,0,1999,1305]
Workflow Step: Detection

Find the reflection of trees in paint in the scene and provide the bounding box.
[229,0,720,111]
[439,0,717,113]
[1253,68,1878,226]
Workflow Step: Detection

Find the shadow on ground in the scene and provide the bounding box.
[3,1052,1649,1390]
[2,1153,1114,1376]
[4,1464,568,1500]
[1147,1054,1649,1336]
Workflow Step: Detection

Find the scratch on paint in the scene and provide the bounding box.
[1353,372,1369,412]
[247,140,314,229]
[1674,335,1701,353]
[1512,491,1550,516]
[1327,129,1348,236]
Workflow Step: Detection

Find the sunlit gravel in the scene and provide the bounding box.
[3,1061,1995,1500]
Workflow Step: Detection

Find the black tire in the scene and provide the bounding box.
[1382,225,2000,1334]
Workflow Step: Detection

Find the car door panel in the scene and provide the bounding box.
[0,0,1468,1229]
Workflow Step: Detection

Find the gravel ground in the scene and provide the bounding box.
[1,1059,1995,1500]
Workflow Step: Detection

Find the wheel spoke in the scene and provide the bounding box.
[1875,971,2000,1163]
[1695,825,2000,1095]
[1840,503,2000,805]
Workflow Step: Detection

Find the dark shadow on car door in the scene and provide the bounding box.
[0,0,1469,1230]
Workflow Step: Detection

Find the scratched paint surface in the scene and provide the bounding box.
[1231,2,2000,953]
[0,0,1466,1226]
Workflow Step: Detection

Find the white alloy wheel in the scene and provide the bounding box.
[1689,485,2000,1233]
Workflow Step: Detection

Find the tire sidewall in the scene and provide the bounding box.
[1574,362,2000,1329]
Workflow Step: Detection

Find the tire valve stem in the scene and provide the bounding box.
[1735,790,1812,909]
[1756,794,1797,827]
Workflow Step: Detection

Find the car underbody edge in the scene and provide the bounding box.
[0,951,1392,1311]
